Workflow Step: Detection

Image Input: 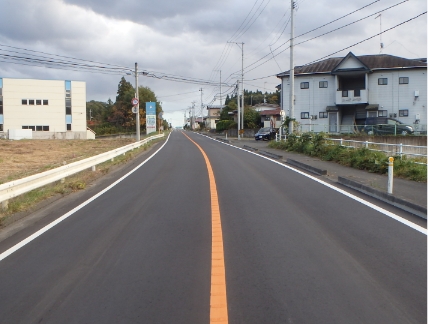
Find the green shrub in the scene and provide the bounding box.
[269,132,426,181]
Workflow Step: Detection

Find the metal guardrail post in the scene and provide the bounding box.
[399,143,403,159]
[365,141,368,149]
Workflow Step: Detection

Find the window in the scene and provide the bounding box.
[29,99,35,105]
[354,89,361,97]
[378,110,387,117]
[342,91,348,97]
[22,99,28,105]
[66,98,71,115]
[378,78,388,85]
[36,99,42,105]
[399,77,409,84]
[301,112,310,119]
[399,109,409,117]
[22,126,29,129]
[36,125,43,131]
[0,98,3,114]
[43,99,49,105]
[29,126,35,131]
[43,126,49,131]
[0,124,3,132]
[67,124,72,131]
[319,81,328,88]
[319,112,328,118]
[300,82,309,89]
[65,80,71,91]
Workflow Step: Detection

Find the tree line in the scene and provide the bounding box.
[214,89,281,131]
[86,77,169,135]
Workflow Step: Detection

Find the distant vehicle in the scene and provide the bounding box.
[255,127,276,140]
[363,117,414,135]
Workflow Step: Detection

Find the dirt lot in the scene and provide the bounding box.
[0,138,136,184]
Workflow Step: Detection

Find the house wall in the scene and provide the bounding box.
[282,74,336,127]
[281,68,427,130]
[368,69,427,123]
[1,78,87,138]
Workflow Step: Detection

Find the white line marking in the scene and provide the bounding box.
[198,134,427,235]
[0,134,172,262]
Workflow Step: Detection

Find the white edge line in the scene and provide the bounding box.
[198,134,426,235]
[0,133,172,262]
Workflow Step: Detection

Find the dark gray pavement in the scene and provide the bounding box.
[208,134,427,219]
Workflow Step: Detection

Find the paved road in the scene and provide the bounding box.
[0,130,426,323]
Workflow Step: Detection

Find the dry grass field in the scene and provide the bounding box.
[0,138,136,184]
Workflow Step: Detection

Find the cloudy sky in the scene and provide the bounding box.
[0,0,426,126]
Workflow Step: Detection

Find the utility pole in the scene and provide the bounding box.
[228,41,245,134]
[240,43,244,134]
[219,70,222,108]
[289,1,295,134]
[237,80,241,140]
[135,62,140,141]
[199,88,203,128]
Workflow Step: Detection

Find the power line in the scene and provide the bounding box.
[242,0,411,75]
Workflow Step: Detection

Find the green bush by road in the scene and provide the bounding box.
[269,133,427,182]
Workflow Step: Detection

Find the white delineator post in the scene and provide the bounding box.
[388,157,394,194]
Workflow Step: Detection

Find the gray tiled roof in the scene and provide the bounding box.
[277,53,427,77]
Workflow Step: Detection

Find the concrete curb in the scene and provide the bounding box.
[215,137,230,143]
[286,159,328,176]
[338,176,427,219]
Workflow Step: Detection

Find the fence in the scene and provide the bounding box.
[297,123,427,136]
[0,133,165,209]
[275,133,427,164]
[325,138,427,160]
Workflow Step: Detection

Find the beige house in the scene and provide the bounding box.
[0,77,94,139]
[205,105,224,129]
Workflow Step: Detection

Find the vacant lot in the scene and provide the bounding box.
[0,138,136,184]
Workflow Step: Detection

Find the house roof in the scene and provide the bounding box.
[259,108,281,116]
[277,52,427,77]
[206,105,225,109]
[253,103,280,109]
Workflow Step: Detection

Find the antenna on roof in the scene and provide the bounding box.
[375,14,384,54]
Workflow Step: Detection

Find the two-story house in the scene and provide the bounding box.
[205,105,224,129]
[277,52,427,133]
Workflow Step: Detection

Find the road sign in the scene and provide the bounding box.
[132,107,138,113]
[131,98,139,106]
[239,129,244,135]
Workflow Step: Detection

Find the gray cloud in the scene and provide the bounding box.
[0,0,426,125]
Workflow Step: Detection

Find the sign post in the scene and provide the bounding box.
[146,102,157,134]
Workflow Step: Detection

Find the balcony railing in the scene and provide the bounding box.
[336,89,368,105]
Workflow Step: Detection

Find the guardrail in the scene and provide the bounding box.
[0,133,165,210]
[275,134,427,163]
[325,138,427,161]
[296,123,427,136]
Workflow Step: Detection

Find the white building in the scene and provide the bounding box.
[277,52,427,133]
[0,77,94,139]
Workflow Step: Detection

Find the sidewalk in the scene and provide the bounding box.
[210,135,427,219]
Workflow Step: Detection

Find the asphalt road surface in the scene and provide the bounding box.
[0,130,426,324]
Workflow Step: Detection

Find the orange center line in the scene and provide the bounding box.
[182,132,228,324]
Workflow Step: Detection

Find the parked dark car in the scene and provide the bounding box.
[363,117,414,135]
[255,127,276,140]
